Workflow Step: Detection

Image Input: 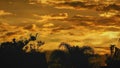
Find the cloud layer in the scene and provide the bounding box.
[0,0,120,54]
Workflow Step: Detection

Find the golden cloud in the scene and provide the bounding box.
[33,13,68,22]
[0,10,13,16]
[49,0,120,12]
[0,22,29,42]
[99,10,119,18]
[24,24,39,31]
[43,23,54,27]
[0,0,120,54]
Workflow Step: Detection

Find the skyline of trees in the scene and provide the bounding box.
[0,34,120,68]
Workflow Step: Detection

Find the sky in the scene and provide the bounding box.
[0,0,120,54]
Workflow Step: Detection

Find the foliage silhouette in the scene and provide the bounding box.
[105,45,120,68]
[0,33,47,68]
[48,50,70,68]
[0,36,120,68]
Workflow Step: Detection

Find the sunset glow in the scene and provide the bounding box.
[0,0,120,55]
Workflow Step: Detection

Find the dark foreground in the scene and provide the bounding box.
[0,35,120,68]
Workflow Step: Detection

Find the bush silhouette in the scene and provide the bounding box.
[0,36,120,68]
[0,33,48,68]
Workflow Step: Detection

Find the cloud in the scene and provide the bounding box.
[0,10,13,16]
[0,22,29,42]
[24,24,39,31]
[0,0,120,54]
[99,10,119,18]
[99,4,120,11]
[43,13,119,48]
[5,31,18,36]
[94,47,110,55]
[43,23,54,27]
[49,0,120,12]
[63,13,120,30]
[29,0,41,4]
[33,13,68,22]
[52,1,88,10]
[52,26,75,32]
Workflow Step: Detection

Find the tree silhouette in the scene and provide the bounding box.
[105,45,120,68]
[1,36,120,68]
[29,33,38,41]
[48,50,70,68]
[0,33,48,68]
[58,42,95,68]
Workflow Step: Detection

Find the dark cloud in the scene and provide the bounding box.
[0,22,28,42]
[0,0,72,26]
[53,1,89,10]
[55,13,120,32]
[105,27,120,31]
[96,4,120,11]
[24,24,39,31]
[61,1,85,7]
[6,31,16,36]
[52,25,75,32]
[51,1,120,12]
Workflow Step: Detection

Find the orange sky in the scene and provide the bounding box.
[0,0,120,54]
